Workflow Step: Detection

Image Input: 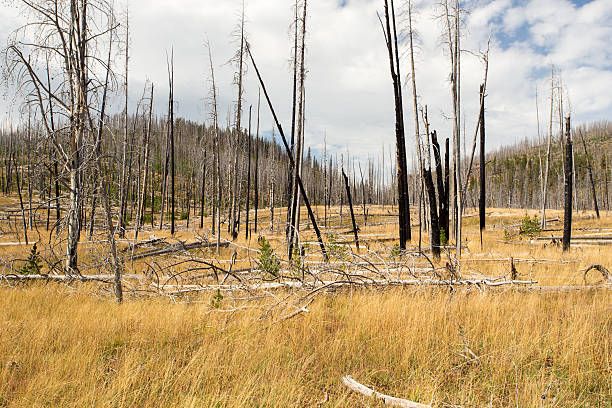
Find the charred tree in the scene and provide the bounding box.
[342,169,359,250]
[562,116,573,252]
[578,130,600,218]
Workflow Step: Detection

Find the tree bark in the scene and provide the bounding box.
[578,130,600,218]
[562,116,573,252]
[342,169,359,250]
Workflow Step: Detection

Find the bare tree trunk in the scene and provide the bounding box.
[14,158,28,245]
[245,106,252,239]
[562,116,573,252]
[288,0,307,259]
[200,151,206,229]
[248,43,328,261]
[478,84,486,240]
[118,13,129,238]
[169,51,175,235]
[381,0,410,249]
[541,68,554,229]
[578,130,599,218]
[135,84,153,240]
[342,169,359,250]
[254,89,260,234]
[231,4,246,240]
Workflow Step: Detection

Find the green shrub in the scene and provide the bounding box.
[210,289,223,309]
[257,237,280,277]
[519,214,541,237]
[440,228,448,246]
[20,243,43,275]
[327,234,348,260]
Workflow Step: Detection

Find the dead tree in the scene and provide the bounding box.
[288,0,308,258]
[254,89,260,234]
[421,109,440,260]
[541,67,555,229]
[245,105,252,239]
[342,169,359,250]
[5,0,117,273]
[230,2,246,240]
[562,116,573,252]
[578,130,600,218]
[207,41,222,253]
[380,0,411,249]
[169,50,176,235]
[478,84,486,240]
[248,43,328,261]
[118,12,129,238]
[135,84,154,240]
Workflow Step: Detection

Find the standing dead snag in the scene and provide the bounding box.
[421,109,440,260]
[135,84,154,240]
[5,0,117,273]
[245,105,252,240]
[380,0,411,250]
[168,50,176,235]
[230,1,246,240]
[342,169,359,250]
[247,43,328,262]
[479,84,486,246]
[562,116,573,252]
[288,0,308,259]
[578,130,600,219]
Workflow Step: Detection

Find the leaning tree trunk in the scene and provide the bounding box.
[562,116,573,252]
[342,169,359,250]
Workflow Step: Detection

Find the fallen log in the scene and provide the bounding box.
[0,274,142,282]
[536,236,612,241]
[155,278,539,295]
[130,241,229,260]
[583,264,611,284]
[341,375,431,408]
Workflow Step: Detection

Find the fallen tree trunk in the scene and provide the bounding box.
[156,278,539,295]
[130,241,229,260]
[0,274,142,282]
[341,375,431,408]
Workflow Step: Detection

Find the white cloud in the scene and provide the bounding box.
[0,0,611,164]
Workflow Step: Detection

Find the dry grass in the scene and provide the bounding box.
[0,203,611,406]
[0,287,610,407]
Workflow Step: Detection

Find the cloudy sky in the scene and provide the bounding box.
[1,0,611,164]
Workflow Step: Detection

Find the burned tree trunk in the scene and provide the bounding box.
[245,106,252,239]
[254,90,260,234]
[562,116,573,252]
[578,130,600,219]
[248,43,328,261]
[382,0,411,249]
[169,52,176,235]
[342,169,359,250]
[479,84,486,237]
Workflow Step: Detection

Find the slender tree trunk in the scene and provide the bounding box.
[562,116,573,252]
[118,14,129,238]
[579,130,599,218]
[254,90,260,234]
[478,84,486,238]
[288,0,307,258]
[342,169,359,250]
[248,43,328,261]
[135,84,153,239]
[245,106,252,239]
[382,0,410,249]
[169,51,175,235]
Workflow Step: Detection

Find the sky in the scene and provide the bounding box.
[1,0,611,165]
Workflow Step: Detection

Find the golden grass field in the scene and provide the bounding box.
[0,203,611,407]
